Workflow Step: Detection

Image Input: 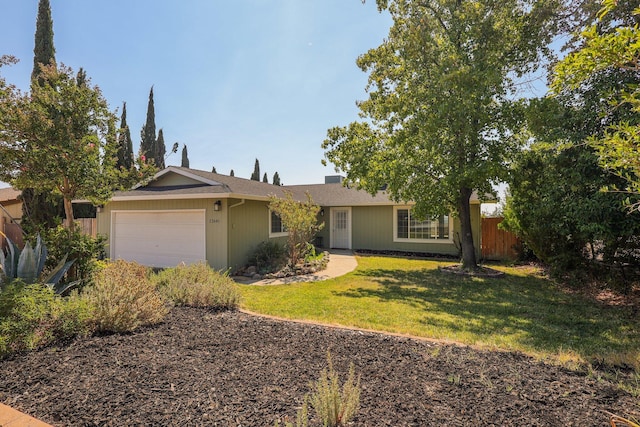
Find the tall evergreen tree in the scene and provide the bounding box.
[23,0,64,232]
[31,0,55,86]
[262,172,268,183]
[273,172,281,186]
[116,102,134,170]
[181,144,189,168]
[230,169,235,177]
[140,86,157,165]
[250,158,260,181]
[211,165,217,173]
[156,128,166,168]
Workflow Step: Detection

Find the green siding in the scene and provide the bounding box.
[227,199,287,272]
[321,204,482,258]
[97,198,228,270]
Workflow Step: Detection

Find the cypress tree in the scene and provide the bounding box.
[116,102,134,170]
[250,158,260,181]
[31,0,55,86]
[230,169,235,177]
[181,144,189,168]
[273,172,281,186]
[156,128,166,168]
[262,173,268,183]
[211,165,217,173]
[23,0,64,232]
[140,86,157,165]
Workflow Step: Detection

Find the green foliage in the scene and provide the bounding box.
[552,2,640,210]
[502,143,640,273]
[0,282,94,357]
[152,262,240,309]
[269,191,324,266]
[0,233,77,294]
[308,353,361,427]
[41,225,107,286]
[248,240,287,274]
[505,22,640,275]
[116,101,134,170]
[0,64,119,229]
[156,128,166,169]
[81,260,168,333]
[181,144,189,168]
[322,0,560,269]
[273,171,281,186]
[140,86,158,166]
[251,158,261,181]
[31,0,55,85]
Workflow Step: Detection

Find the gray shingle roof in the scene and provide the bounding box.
[111,166,482,205]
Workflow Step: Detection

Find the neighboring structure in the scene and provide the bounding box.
[95,167,483,271]
[0,187,23,249]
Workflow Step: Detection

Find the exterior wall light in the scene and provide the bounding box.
[213,200,222,211]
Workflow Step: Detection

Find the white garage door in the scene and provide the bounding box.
[112,210,206,267]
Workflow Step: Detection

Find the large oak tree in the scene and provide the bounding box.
[323,0,558,269]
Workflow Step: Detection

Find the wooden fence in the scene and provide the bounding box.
[0,217,97,251]
[481,217,520,261]
[76,218,97,238]
[0,216,24,249]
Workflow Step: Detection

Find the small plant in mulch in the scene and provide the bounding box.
[276,352,361,427]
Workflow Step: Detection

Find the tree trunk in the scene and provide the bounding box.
[458,187,478,270]
[63,196,74,231]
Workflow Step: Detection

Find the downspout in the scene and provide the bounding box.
[229,199,245,209]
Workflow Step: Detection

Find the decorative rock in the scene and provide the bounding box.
[252,273,262,280]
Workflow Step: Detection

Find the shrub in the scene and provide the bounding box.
[279,353,361,427]
[248,241,287,274]
[308,353,361,427]
[41,225,107,287]
[269,191,324,266]
[153,262,240,309]
[81,260,168,333]
[0,282,94,356]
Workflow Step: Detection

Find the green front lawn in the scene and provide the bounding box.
[238,255,639,371]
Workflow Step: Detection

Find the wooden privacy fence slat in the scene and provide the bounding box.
[75,218,97,238]
[481,217,520,261]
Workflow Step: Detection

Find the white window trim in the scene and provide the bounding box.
[393,206,453,244]
[268,210,288,238]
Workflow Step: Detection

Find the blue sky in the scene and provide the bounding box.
[0,1,392,185]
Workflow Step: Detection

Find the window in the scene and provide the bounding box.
[394,207,451,242]
[269,211,287,237]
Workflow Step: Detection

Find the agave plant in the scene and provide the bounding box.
[0,233,77,295]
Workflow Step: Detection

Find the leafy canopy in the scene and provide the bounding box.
[323,0,558,268]
[552,0,640,209]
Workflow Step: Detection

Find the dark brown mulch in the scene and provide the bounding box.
[0,308,637,426]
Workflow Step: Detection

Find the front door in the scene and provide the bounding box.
[331,207,351,249]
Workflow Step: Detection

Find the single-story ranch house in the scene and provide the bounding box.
[95,166,483,271]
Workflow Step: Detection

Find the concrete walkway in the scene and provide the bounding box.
[0,403,52,427]
[234,249,358,285]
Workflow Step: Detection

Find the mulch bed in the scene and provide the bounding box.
[0,307,637,426]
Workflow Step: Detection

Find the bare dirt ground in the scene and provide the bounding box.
[0,307,637,426]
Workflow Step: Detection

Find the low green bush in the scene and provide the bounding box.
[248,240,287,274]
[81,260,168,333]
[41,225,107,287]
[153,262,240,309]
[0,282,94,357]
